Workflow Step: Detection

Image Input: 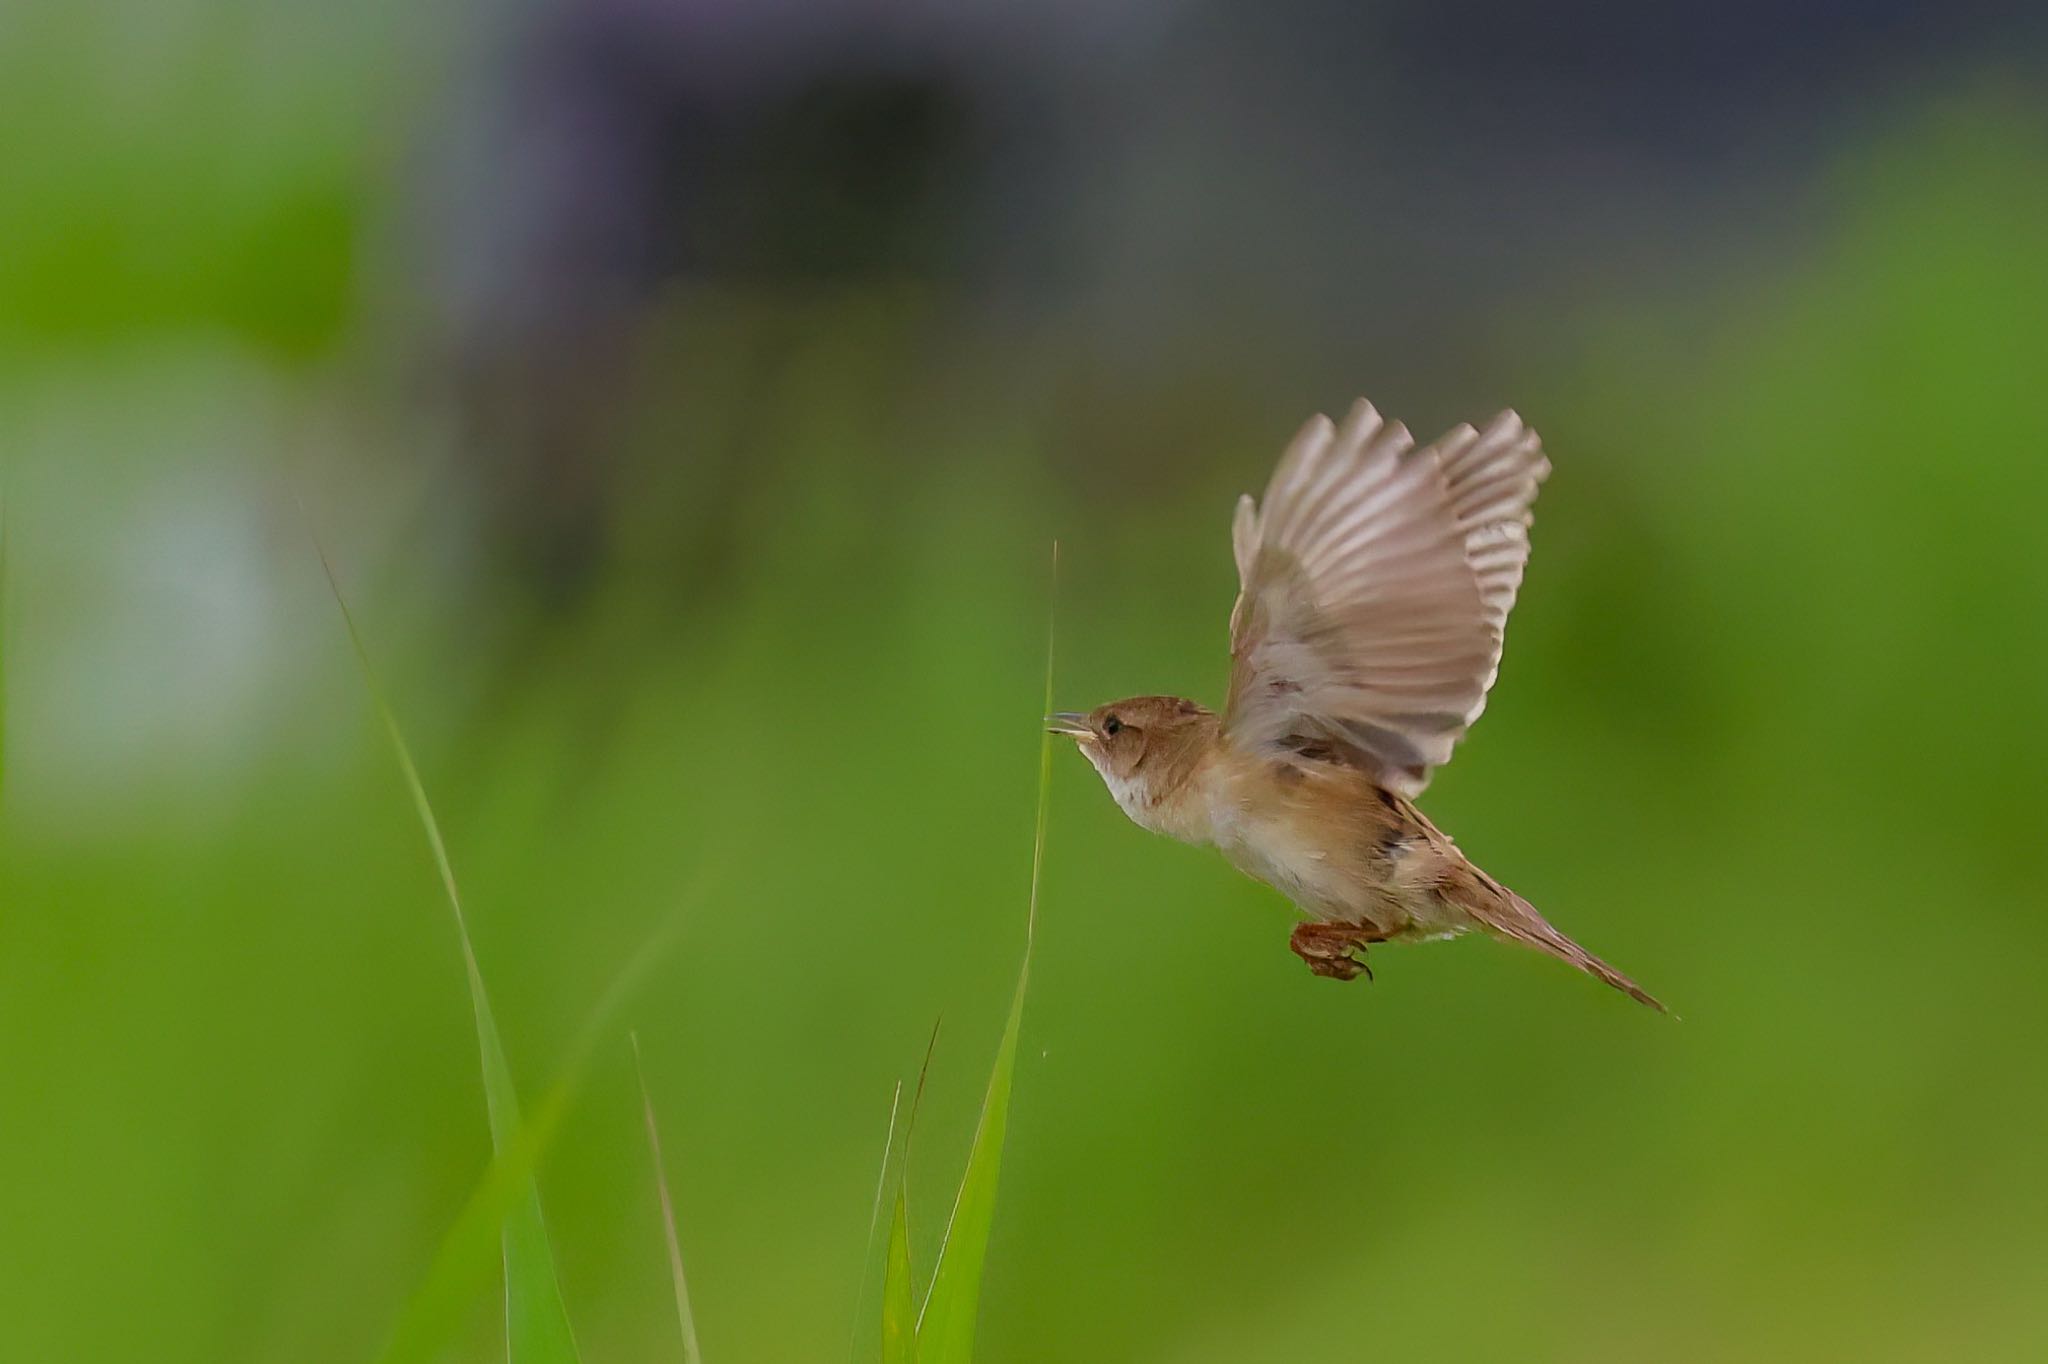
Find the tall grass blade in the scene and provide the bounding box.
[912,545,1057,1363]
[880,1187,915,1364]
[631,1032,705,1364]
[308,528,579,1364]
[379,1063,579,1364]
[850,1082,904,1363]
[910,979,1024,1364]
[476,999,581,1363]
[379,913,687,1364]
[871,1018,941,1362]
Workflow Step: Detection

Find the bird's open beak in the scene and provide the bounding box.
[1045,711,1093,738]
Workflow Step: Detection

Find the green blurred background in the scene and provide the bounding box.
[3,2,2047,1359]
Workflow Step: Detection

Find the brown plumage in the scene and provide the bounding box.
[1051,399,1661,1010]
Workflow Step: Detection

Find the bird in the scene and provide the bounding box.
[1050,398,1661,1009]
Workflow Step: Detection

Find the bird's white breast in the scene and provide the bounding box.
[1205,791,1355,920]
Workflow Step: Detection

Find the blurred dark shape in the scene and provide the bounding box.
[1379,0,2041,140]
[682,72,976,281]
[436,4,983,609]
[425,0,2046,605]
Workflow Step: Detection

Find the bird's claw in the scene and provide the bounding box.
[1289,923,1379,982]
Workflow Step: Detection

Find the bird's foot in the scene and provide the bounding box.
[1289,923,1379,982]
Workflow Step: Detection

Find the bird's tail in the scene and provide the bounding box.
[1481,886,1665,1012]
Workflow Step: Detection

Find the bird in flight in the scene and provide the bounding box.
[1051,399,1661,1009]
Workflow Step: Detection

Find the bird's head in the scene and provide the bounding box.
[1046,695,1219,835]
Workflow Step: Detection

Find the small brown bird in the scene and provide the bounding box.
[1052,398,1661,1009]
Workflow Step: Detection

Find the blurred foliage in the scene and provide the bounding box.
[0,3,2045,1360]
[0,3,405,361]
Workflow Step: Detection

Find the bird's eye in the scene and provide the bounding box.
[1102,715,1123,736]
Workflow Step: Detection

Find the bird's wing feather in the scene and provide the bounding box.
[1224,399,1549,795]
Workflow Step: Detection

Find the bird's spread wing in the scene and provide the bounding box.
[1225,399,1549,795]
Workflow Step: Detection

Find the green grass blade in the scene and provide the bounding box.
[849,1082,904,1363]
[475,986,579,1362]
[308,527,579,1364]
[881,1188,915,1364]
[379,1069,580,1364]
[869,1016,939,1362]
[631,1032,705,1364]
[913,545,1057,1363]
[378,913,687,1364]
[911,979,1023,1364]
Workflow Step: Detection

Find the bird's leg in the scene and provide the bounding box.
[1288,922,1383,982]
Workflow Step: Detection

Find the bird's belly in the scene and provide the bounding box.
[1213,809,1393,927]
[1209,801,1470,942]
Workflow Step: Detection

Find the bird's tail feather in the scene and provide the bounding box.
[1486,892,1665,1012]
